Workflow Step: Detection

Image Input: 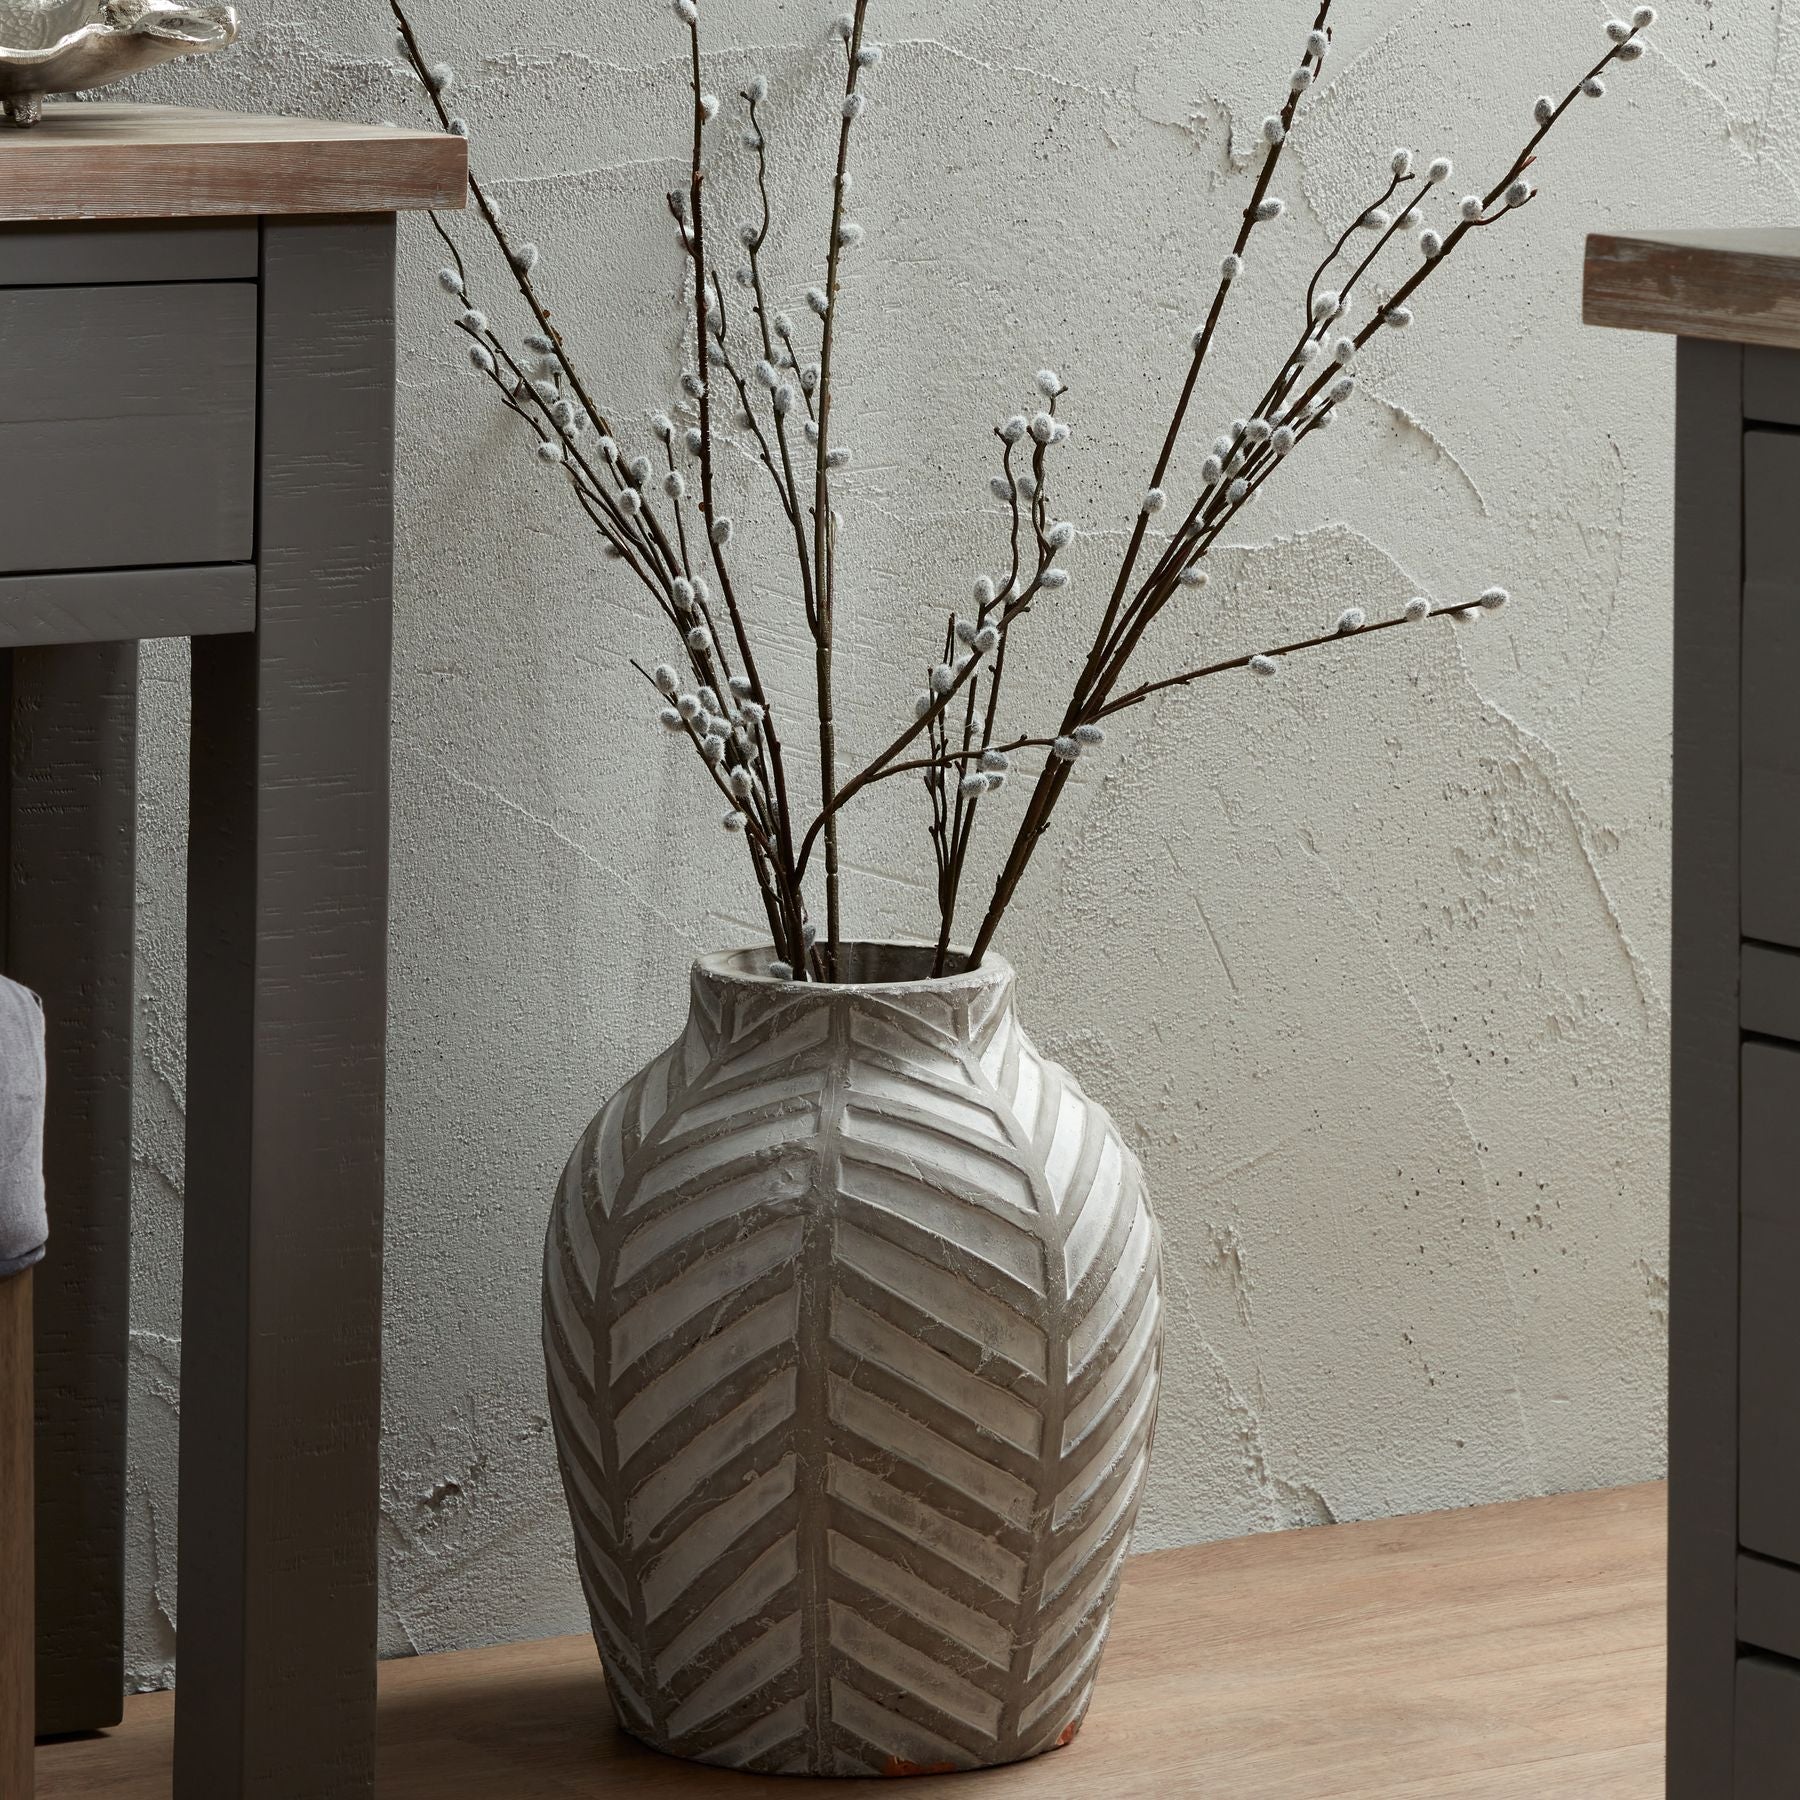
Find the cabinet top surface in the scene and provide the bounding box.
[1585,229,1800,351]
[0,103,466,223]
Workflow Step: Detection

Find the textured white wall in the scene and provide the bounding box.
[115,0,1784,1684]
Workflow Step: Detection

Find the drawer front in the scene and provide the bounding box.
[1744,432,1800,950]
[1745,942,1800,1043]
[0,281,256,574]
[1741,1554,1800,1663]
[1746,346,1800,429]
[1742,1041,1800,1566]
[1737,1655,1800,1797]
[0,219,258,287]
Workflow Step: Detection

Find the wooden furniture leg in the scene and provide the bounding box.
[176,213,396,1800]
[1664,338,1746,1795]
[0,656,22,1798]
[2,1269,32,1799]
[6,641,138,1737]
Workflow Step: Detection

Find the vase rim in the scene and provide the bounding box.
[696,941,1015,996]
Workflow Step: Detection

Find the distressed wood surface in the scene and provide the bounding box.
[1,1270,31,1800]
[6,641,138,1736]
[174,213,395,1800]
[35,1482,1669,1799]
[0,105,465,222]
[1584,231,1800,349]
[0,565,256,649]
[546,950,1162,1776]
[1665,337,1745,1799]
[0,280,257,575]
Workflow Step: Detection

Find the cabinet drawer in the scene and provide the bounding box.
[1742,1041,1800,1566]
[1745,432,1800,949]
[1741,1554,1800,1662]
[0,281,256,574]
[1745,942,1800,1043]
[0,219,258,286]
[1737,1655,1800,1798]
[1747,346,1800,428]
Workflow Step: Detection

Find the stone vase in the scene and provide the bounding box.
[542,944,1163,1778]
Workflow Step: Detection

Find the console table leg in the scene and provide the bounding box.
[2,1268,33,1796]
[5,640,137,1739]
[176,213,396,1800]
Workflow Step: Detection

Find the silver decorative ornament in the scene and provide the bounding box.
[0,0,238,127]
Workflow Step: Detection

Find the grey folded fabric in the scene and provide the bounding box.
[0,976,47,1277]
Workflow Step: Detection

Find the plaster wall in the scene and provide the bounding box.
[117,0,1780,1680]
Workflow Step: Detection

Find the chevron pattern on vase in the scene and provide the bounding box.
[543,945,1163,1778]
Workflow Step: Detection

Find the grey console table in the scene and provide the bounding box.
[0,107,464,1795]
[1586,231,1800,1798]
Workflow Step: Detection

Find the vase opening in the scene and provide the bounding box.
[707,939,990,988]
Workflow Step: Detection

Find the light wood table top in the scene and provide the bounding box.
[1585,229,1800,349]
[36,1481,1666,1799]
[0,104,466,222]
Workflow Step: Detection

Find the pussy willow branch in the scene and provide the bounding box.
[811,0,874,977]
[392,0,1647,982]
[793,545,1058,879]
[740,89,821,621]
[394,1,705,609]
[870,600,1467,784]
[964,16,1648,966]
[678,20,807,965]
[965,4,1334,966]
[390,3,635,513]
[1073,0,1335,731]
[794,389,1071,887]
[394,0,811,964]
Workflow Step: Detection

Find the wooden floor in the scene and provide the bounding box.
[35,1482,1666,1799]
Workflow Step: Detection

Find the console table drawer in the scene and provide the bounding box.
[0,281,256,574]
[0,219,257,286]
[1738,1656,1800,1797]
[1742,1042,1800,1566]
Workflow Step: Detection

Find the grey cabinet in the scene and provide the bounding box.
[1585,231,1800,1797]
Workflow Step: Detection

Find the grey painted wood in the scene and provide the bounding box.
[0,218,257,286]
[1744,345,1800,427]
[1667,337,1747,1800]
[1744,429,1800,951]
[1736,1656,1800,1797]
[0,280,256,575]
[1741,1040,1800,1567]
[4,641,137,1736]
[175,213,394,1800]
[1741,1554,1800,1663]
[0,564,255,649]
[1744,941,1800,1044]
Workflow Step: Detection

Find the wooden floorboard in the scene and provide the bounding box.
[35,1482,1667,1799]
